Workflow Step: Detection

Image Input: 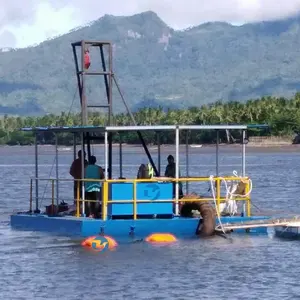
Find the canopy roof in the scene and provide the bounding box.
[20,124,269,133]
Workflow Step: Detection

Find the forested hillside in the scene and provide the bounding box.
[1,11,300,115]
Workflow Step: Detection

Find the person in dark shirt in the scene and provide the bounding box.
[70,150,88,203]
[164,154,183,198]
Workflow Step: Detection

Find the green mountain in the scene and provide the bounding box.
[1,11,300,116]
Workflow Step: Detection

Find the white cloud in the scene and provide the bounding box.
[1,0,300,48]
[0,1,77,48]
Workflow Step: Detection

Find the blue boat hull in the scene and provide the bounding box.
[274,226,300,239]
[10,214,270,240]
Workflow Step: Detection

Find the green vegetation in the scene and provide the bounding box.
[2,95,300,146]
[1,11,300,115]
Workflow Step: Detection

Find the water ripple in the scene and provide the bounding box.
[1,147,300,299]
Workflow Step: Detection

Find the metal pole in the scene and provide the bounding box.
[242,130,246,216]
[81,41,87,125]
[242,130,246,176]
[175,126,180,215]
[55,134,59,205]
[81,132,85,216]
[72,44,83,107]
[157,132,161,176]
[86,133,91,161]
[73,133,76,160]
[185,130,189,194]
[108,133,113,179]
[119,133,123,178]
[35,133,39,212]
[108,43,113,126]
[104,131,108,179]
[216,130,219,176]
[99,45,110,105]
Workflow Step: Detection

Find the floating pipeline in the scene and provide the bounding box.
[81,235,118,251]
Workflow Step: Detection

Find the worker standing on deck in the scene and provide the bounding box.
[164,154,183,199]
[84,155,104,218]
[70,150,88,203]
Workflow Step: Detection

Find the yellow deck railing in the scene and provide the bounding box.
[29,176,252,220]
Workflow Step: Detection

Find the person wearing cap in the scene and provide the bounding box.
[70,150,88,203]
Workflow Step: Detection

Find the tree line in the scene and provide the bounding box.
[1,94,300,146]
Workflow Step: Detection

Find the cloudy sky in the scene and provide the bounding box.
[1,0,300,48]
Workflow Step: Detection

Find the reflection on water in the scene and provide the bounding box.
[1,145,300,299]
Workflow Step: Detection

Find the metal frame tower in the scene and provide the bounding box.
[71,40,159,178]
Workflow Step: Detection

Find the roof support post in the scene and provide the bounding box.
[242,130,246,176]
[185,130,189,194]
[216,130,219,176]
[55,133,59,205]
[156,131,161,176]
[119,133,123,179]
[81,131,85,217]
[175,126,180,215]
[104,130,108,180]
[34,133,39,213]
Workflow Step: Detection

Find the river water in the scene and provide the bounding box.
[1,144,300,300]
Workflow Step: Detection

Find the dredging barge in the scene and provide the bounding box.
[10,40,280,241]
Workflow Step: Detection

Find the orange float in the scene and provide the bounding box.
[81,235,118,251]
[145,233,177,244]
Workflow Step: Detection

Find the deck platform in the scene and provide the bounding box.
[10,214,270,241]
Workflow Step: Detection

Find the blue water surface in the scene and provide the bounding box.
[1,145,300,300]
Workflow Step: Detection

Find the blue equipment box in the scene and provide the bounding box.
[107,182,173,216]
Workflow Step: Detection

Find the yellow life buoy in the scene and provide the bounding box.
[145,233,177,243]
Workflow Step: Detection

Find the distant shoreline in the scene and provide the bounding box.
[0,134,296,148]
[1,142,298,148]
